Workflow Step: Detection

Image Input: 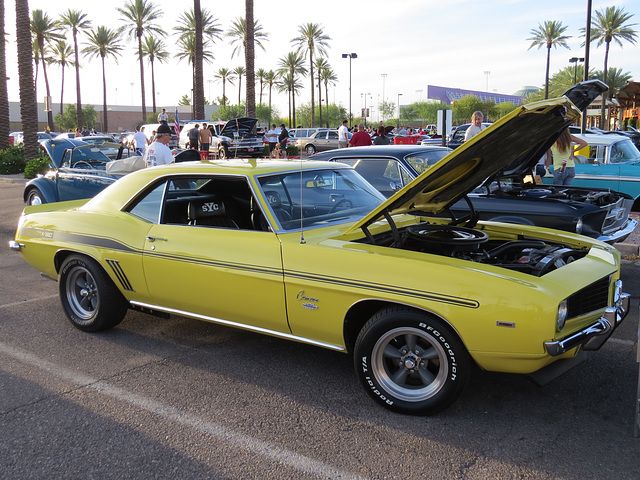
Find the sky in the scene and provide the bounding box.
[4,0,640,123]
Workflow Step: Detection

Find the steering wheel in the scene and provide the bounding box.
[73,161,92,169]
[329,198,353,213]
[406,223,489,246]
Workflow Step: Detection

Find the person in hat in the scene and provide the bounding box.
[143,123,175,167]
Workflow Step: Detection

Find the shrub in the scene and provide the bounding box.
[23,154,52,179]
[286,145,299,157]
[0,145,26,174]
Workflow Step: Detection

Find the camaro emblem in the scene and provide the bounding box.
[297,290,319,310]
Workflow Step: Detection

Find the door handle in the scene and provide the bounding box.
[146,236,167,242]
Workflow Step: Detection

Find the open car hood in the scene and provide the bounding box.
[347,80,607,235]
[496,80,608,178]
[219,117,259,137]
[41,138,88,168]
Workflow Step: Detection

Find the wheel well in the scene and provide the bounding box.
[343,300,438,353]
[54,250,98,275]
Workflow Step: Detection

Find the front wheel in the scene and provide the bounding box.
[354,307,470,415]
[218,145,229,159]
[59,255,128,332]
[26,188,44,205]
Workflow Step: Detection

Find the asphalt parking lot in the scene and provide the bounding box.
[1,177,639,479]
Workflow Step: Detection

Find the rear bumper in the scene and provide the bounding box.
[544,281,630,356]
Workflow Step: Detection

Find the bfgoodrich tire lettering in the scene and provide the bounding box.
[354,307,470,415]
[59,255,128,332]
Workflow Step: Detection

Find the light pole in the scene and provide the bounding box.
[342,53,357,127]
[569,57,585,85]
[484,71,491,92]
[361,92,371,127]
[381,73,387,103]
[397,93,403,128]
[207,79,214,101]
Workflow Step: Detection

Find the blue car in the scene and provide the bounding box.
[543,133,640,207]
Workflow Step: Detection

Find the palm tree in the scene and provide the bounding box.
[527,20,570,99]
[16,0,39,160]
[291,23,330,127]
[245,1,255,118]
[226,16,268,60]
[320,65,337,127]
[0,0,10,149]
[82,26,123,132]
[59,9,91,129]
[314,57,330,125]
[233,66,246,104]
[50,40,75,114]
[264,69,276,119]
[588,6,637,128]
[255,68,267,104]
[174,4,221,119]
[31,38,41,98]
[31,9,64,131]
[277,51,306,127]
[117,0,164,122]
[213,67,235,107]
[277,72,303,128]
[141,36,169,114]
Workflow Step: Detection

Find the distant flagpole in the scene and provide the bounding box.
[174,108,180,134]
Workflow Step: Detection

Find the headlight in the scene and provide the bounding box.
[575,218,583,234]
[556,300,568,331]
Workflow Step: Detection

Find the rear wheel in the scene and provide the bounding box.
[305,144,316,154]
[26,188,44,205]
[354,307,470,414]
[59,255,128,332]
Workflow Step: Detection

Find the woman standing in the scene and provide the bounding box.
[545,128,588,185]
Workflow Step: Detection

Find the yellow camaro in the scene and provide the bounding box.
[10,82,629,414]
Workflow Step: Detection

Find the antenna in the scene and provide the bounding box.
[299,158,306,244]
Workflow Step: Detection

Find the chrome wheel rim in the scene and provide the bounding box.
[371,326,448,402]
[65,266,99,321]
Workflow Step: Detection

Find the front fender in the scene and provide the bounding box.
[24,176,59,204]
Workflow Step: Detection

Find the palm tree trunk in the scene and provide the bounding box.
[309,56,315,127]
[0,0,10,149]
[325,81,330,127]
[193,0,204,120]
[137,35,146,122]
[60,65,65,114]
[73,30,83,127]
[292,90,296,127]
[600,41,610,129]
[287,88,291,127]
[245,0,255,118]
[222,78,226,106]
[150,58,156,114]
[40,48,54,130]
[317,77,322,125]
[238,76,242,104]
[101,56,108,132]
[544,46,551,99]
[15,0,39,160]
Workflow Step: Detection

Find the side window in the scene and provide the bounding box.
[128,181,167,223]
[328,131,338,140]
[452,129,465,142]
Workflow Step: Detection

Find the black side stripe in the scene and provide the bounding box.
[105,259,134,291]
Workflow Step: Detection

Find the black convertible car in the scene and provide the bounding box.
[310,144,637,244]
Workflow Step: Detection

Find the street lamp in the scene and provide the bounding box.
[381,73,387,103]
[207,79,214,101]
[361,92,371,127]
[397,93,403,128]
[342,53,357,127]
[484,71,491,92]
[569,57,585,85]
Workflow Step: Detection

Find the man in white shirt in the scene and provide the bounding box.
[267,124,278,154]
[157,108,169,124]
[132,126,148,155]
[464,111,486,142]
[338,119,349,148]
[144,124,175,167]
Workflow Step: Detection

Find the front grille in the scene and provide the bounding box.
[566,276,611,318]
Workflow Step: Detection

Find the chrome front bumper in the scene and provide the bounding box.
[598,218,638,244]
[545,280,630,356]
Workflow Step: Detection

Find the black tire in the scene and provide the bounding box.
[218,145,229,159]
[59,255,128,332]
[26,188,45,206]
[354,307,470,415]
[305,144,316,154]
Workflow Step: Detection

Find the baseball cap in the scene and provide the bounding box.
[157,124,172,135]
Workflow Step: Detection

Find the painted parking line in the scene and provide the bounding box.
[0,342,368,480]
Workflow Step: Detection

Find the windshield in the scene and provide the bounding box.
[258,168,385,230]
[610,139,640,164]
[62,145,113,169]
